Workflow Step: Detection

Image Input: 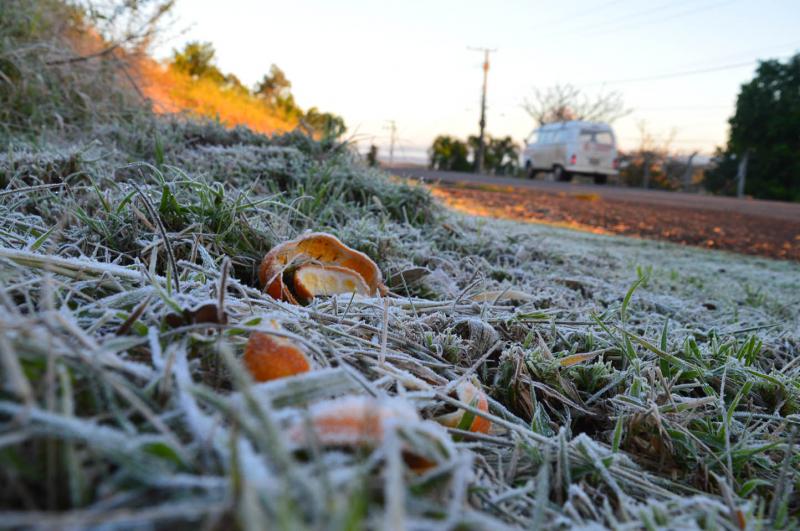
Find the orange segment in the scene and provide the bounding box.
[293,264,370,302]
[258,233,385,301]
[243,321,310,382]
[435,380,492,434]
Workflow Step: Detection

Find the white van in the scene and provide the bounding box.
[523,121,618,184]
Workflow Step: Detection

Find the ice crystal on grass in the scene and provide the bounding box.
[1,108,799,531]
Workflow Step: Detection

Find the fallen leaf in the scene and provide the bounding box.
[164,302,228,328]
[387,267,430,289]
[558,351,602,368]
[469,289,533,303]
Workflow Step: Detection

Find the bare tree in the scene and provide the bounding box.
[522,83,629,126]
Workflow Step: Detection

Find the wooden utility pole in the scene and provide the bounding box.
[469,47,496,174]
[736,151,749,198]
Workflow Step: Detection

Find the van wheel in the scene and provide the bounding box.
[593,174,608,185]
[553,165,571,182]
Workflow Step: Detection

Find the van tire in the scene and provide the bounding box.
[553,165,571,182]
[593,174,608,185]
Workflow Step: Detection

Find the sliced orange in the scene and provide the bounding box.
[258,232,385,303]
[293,264,370,302]
[243,321,310,382]
[435,379,491,434]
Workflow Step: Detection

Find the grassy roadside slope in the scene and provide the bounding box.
[2,2,799,529]
[136,58,298,135]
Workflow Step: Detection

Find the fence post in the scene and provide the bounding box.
[683,151,697,191]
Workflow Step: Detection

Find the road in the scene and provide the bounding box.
[389,167,800,223]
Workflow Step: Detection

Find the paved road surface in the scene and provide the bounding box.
[390,167,800,223]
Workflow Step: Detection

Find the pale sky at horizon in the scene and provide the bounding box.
[155,0,800,162]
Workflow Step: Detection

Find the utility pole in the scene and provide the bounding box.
[384,120,397,167]
[469,47,496,174]
[736,151,749,198]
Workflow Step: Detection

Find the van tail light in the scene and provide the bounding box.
[612,157,619,169]
[569,154,576,165]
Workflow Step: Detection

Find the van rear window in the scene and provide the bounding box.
[580,130,614,145]
[595,132,613,145]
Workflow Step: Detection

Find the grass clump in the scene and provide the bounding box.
[1,1,800,529]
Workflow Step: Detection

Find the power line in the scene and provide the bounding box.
[632,104,732,111]
[584,0,736,37]
[543,0,695,38]
[676,38,800,70]
[531,0,629,32]
[580,57,767,86]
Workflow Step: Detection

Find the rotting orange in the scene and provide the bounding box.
[258,232,385,304]
[287,395,419,447]
[292,264,370,302]
[243,321,310,382]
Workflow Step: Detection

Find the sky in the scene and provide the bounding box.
[155,0,800,163]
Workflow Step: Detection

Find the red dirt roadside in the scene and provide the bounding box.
[430,184,800,261]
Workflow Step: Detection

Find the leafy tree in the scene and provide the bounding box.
[171,41,224,83]
[704,54,800,201]
[523,84,628,126]
[467,135,519,175]
[303,107,347,140]
[488,136,519,175]
[221,73,248,94]
[429,135,471,171]
[254,64,304,118]
[254,64,292,102]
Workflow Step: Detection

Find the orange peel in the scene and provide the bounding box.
[292,264,370,303]
[243,320,311,382]
[287,395,419,448]
[435,379,491,434]
[258,232,385,303]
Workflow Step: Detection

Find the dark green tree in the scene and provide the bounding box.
[705,54,800,201]
[429,135,471,171]
[170,41,225,83]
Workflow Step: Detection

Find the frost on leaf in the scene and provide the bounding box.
[258,232,385,304]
